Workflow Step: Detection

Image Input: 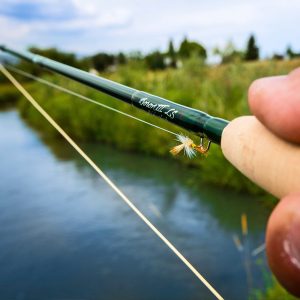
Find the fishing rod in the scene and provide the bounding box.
[1,45,300,200]
[0,45,227,145]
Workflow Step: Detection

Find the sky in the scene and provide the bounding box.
[1,0,300,58]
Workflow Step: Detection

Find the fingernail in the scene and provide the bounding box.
[284,217,300,271]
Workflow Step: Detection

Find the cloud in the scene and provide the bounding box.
[0,0,75,20]
[0,16,31,46]
[0,0,299,56]
[0,0,134,52]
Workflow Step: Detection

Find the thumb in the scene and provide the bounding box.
[266,193,300,297]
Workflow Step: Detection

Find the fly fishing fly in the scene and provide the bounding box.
[170,134,211,158]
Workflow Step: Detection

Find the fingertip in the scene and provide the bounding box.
[248,73,300,144]
[248,79,260,112]
[248,76,284,126]
[288,67,300,78]
[266,193,300,297]
[248,78,267,121]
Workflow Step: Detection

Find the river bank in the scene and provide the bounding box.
[1,58,300,195]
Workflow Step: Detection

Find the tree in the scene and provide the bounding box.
[287,46,294,59]
[286,46,300,59]
[168,40,175,57]
[145,51,166,70]
[30,47,81,67]
[92,53,115,71]
[15,47,83,78]
[178,37,207,60]
[78,56,92,71]
[128,51,143,61]
[272,53,284,61]
[213,41,244,64]
[117,52,126,65]
[244,34,259,61]
[167,39,176,68]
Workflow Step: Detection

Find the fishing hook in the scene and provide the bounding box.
[193,136,211,154]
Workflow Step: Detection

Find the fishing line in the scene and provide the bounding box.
[4,65,212,157]
[0,64,224,300]
[251,243,265,257]
[4,64,177,137]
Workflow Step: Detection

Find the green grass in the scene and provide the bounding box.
[2,58,300,194]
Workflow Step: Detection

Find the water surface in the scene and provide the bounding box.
[0,110,271,300]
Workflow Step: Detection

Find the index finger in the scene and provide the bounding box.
[248,68,300,144]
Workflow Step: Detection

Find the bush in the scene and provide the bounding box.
[16,58,300,193]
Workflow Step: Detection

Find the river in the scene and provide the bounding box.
[0,109,272,300]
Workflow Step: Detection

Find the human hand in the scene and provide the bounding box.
[248,68,300,297]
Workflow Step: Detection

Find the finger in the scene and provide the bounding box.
[266,193,300,297]
[248,68,300,143]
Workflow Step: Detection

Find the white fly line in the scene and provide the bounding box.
[0,64,224,300]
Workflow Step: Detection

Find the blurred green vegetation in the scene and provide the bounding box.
[251,275,298,300]
[0,82,29,108]
[0,57,295,194]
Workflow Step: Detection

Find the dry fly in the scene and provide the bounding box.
[170,134,211,158]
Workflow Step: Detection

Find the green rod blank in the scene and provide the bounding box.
[0,45,229,144]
